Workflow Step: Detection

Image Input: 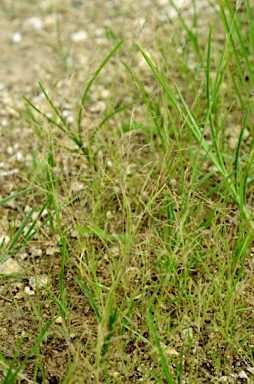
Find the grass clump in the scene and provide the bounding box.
[0,0,253,383]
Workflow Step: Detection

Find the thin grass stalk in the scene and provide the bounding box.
[218,0,247,89]
[137,47,253,229]
[147,310,174,384]
[174,83,253,229]
[77,40,124,138]
[246,0,254,54]
[4,318,56,384]
[234,101,250,189]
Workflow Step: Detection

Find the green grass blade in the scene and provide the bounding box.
[147,310,174,384]
[77,39,124,135]
[234,101,250,187]
[89,101,137,146]
[6,318,56,383]
[23,95,84,150]
[137,46,179,112]
[38,82,69,130]
[98,101,137,129]
[0,187,35,207]
[74,276,101,323]
[7,208,34,253]
[139,46,254,229]
[246,0,254,54]
[144,369,163,383]
[122,59,166,152]
[169,0,202,63]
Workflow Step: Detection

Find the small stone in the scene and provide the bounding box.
[66,115,74,123]
[24,286,35,295]
[0,258,22,274]
[106,210,113,219]
[100,88,110,99]
[70,181,84,193]
[157,0,169,5]
[90,101,106,113]
[31,209,48,221]
[157,342,179,357]
[1,118,8,127]
[95,37,107,45]
[55,316,63,324]
[70,230,78,238]
[46,247,57,256]
[15,152,23,161]
[218,377,228,383]
[18,252,29,261]
[30,247,43,257]
[94,28,104,37]
[23,17,43,30]
[0,169,19,177]
[62,110,69,118]
[247,366,254,374]
[6,146,14,155]
[12,32,22,43]
[70,334,76,343]
[71,30,88,42]
[238,370,248,379]
[29,275,48,289]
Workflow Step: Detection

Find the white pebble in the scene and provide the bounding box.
[0,169,19,176]
[71,30,88,42]
[238,370,248,379]
[6,146,14,155]
[55,316,63,324]
[62,110,69,118]
[66,115,74,124]
[1,118,8,127]
[12,32,22,43]
[23,17,43,30]
[24,286,35,295]
[15,152,23,161]
[94,28,104,37]
[100,89,110,99]
[90,101,106,113]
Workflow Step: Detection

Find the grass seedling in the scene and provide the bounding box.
[0,318,56,384]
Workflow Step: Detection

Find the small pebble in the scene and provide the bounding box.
[90,101,106,113]
[24,286,35,296]
[12,32,22,43]
[23,17,43,31]
[238,370,248,379]
[15,152,23,161]
[55,316,63,324]
[71,30,88,42]
[0,258,22,275]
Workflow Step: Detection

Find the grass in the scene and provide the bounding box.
[0,0,254,382]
